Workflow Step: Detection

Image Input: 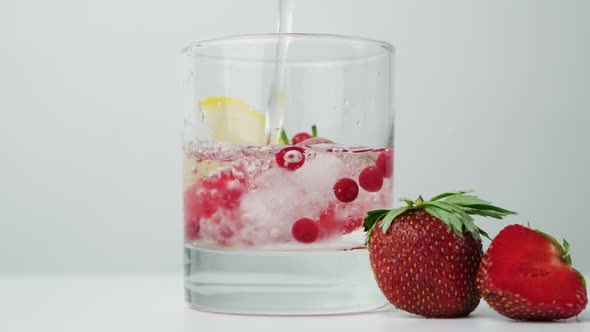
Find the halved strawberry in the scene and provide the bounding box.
[477,224,587,321]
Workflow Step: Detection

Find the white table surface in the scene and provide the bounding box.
[1,274,588,332]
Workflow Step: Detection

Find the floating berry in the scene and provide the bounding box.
[275,146,306,171]
[291,132,312,145]
[183,171,246,224]
[340,216,364,234]
[375,150,394,178]
[359,166,384,192]
[317,204,340,238]
[291,218,320,243]
[333,178,359,203]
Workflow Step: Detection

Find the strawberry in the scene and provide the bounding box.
[477,224,588,321]
[364,191,515,318]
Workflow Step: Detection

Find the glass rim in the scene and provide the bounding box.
[181,33,394,62]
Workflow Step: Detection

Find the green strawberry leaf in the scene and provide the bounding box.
[563,239,570,255]
[423,206,464,238]
[363,210,389,232]
[380,206,413,234]
[399,197,415,206]
[478,228,491,240]
[363,210,389,245]
[423,193,514,239]
[462,204,516,215]
[430,190,473,201]
[462,217,479,236]
[424,200,466,214]
[443,195,492,206]
[363,206,414,245]
[461,208,508,219]
[364,190,516,245]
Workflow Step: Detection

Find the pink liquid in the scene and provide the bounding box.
[183,141,393,250]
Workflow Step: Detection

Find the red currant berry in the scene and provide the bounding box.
[375,150,393,178]
[359,166,384,192]
[291,218,320,243]
[275,146,306,171]
[333,178,359,203]
[291,132,312,145]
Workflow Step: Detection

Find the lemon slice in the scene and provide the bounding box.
[200,96,267,146]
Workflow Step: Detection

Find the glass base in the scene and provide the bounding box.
[184,244,387,315]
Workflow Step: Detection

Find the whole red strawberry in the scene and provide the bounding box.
[477,224,588,321]
[364,191,515,318]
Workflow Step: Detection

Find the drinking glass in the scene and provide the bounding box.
[181,33,394,315]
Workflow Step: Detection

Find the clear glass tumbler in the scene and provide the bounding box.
[181,33,394,315]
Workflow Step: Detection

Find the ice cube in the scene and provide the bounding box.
[239,153,346,243]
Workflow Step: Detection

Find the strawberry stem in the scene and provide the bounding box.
[416,196,425,205]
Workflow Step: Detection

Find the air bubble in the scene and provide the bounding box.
[258,146,273,158]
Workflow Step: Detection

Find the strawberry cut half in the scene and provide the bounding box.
[477,224,588,321]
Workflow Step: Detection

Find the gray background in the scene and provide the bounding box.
[1,0,588,273]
